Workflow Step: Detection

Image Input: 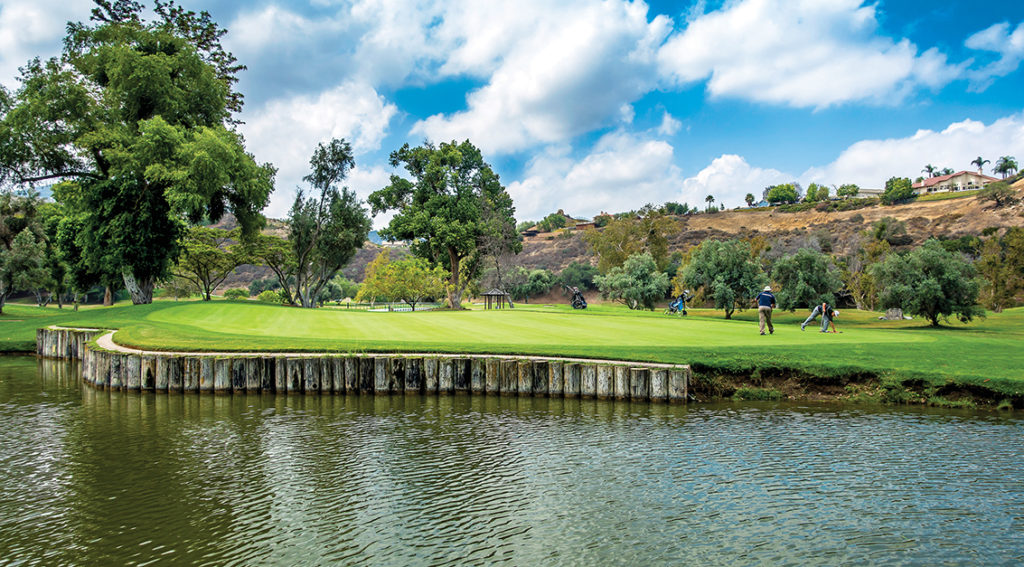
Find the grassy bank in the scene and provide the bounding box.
[4,300,1022,406]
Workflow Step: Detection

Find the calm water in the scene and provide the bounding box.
[1,357,1022,566]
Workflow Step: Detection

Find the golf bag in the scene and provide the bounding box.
[565,285,588,309]
[667,290,691,315]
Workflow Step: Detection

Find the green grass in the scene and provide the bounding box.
[916,189,981,202]
[4,299,1023,398]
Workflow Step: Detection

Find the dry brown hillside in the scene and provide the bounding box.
[517,188,1024,271]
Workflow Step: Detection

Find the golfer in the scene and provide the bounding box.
[755,285,776,335]
[822,308,839,333]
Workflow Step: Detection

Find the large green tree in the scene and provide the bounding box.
[976,228,1024,312]
[881,176,915,205]
[0,191,47,313]
[288,139,371,308]
[871,239,983,326]
[368,140,518,309]
[680,239,767,319]
[0,1,274,304]
[770,248,842,311]
[173,226,249,301]
[595,252,670,311]
[765,184,799,204]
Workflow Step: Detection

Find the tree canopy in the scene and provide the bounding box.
[765,184,799,204]
[770,248,842,311]
[368,140,518,309]
[595,252,669,311]
[0,1,274,304]
[872,239,983,326]
[680,239,767,319]
[881,176,915,205]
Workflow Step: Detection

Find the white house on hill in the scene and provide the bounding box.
[912,170,999,194]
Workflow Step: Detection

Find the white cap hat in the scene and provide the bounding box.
[833,310,839,316]
[763,286,771,292]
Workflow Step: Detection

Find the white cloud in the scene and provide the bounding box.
[965,21,1024,91]
[238,82,398,219]
[507,131,684,221]
[657,112,682,136]
[412,0,671,154]
[0,0,92,89]
[801,114,1024,188]
[679,155,790,208]
[658,0,964,108]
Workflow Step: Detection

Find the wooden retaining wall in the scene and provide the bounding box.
[37,327,689,402]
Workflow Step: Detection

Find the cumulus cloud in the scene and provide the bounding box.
[0,0,92,89]
[658,0,965,108]
[965,21,1024,91]
[801,114,1024,188]
[238,82,398,218]
[507,131,684,221]
[679,155,791,208]
[413,0,671,154]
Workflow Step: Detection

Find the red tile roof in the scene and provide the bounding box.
[913,170,998,189]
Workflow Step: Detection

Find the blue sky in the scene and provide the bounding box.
[2,0,1023,227]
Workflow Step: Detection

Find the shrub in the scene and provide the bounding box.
[256,290,284,303]
[223,288,248,301]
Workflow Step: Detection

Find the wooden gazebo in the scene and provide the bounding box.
[482,289,513,309]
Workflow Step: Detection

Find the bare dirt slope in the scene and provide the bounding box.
[518,189,1024,270]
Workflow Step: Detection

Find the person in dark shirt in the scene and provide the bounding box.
[754,286,776,335]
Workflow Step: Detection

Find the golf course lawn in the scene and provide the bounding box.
[4,299,1022,398]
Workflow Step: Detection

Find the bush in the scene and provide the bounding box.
[223,288,248,301]
[256,290,284,303]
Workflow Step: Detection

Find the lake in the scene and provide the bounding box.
[2,356,1022,566]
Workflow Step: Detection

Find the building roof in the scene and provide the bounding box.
[482,289,510,296]
[912,170,999,189]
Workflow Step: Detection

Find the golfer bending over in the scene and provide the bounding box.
[755,286,776,335]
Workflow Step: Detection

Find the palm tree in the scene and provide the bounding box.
[922,164,937,177]
[744,193,755,207]
[994,156,1018,179]
[971,156,990,174]
[940,167,954,175]
[705,194,714,212]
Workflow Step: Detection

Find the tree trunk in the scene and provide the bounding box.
[0,292,6,314]
[123,271,154,304]
[446,249,463,309]
[103,286,113,306]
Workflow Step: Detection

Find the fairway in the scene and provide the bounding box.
[6,300,1022,397]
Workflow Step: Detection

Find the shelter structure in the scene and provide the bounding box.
[482,289,513,310]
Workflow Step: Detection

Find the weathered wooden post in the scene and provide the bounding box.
[471,359,486,393]
[214,358,231,392]
[669,367,687,403]
[344,357,358,392]
[242,358,258,392]
[548,361,564,397]
[359,357,375,393]
[581,364,597,398]
[168,357,185,392]
[109,354,124,390]
[274,358,288,393]
[332,358,345,394]
[405,358,422,393]
[424,358,439,393]
[155,356,169,391]
[125,355,141,391]
[532,361,548,396]
[453,358,470,393]
[564,363,581,398]
[184,358,201,392]
[613,366,629,399]
[438,358,454,393]
[262,358,277,392]
[517,360,533,396]
[287,358,304,393]
[485,359,500,395]
[596,364,613,399]
[389,358,405,393]
[500,360,517,395]
[630,368,650,400]
[199,358,215,393]
[304,358,321,394]
[374,357,388,394]
[650,368,668,402]
[230,358,246,392]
